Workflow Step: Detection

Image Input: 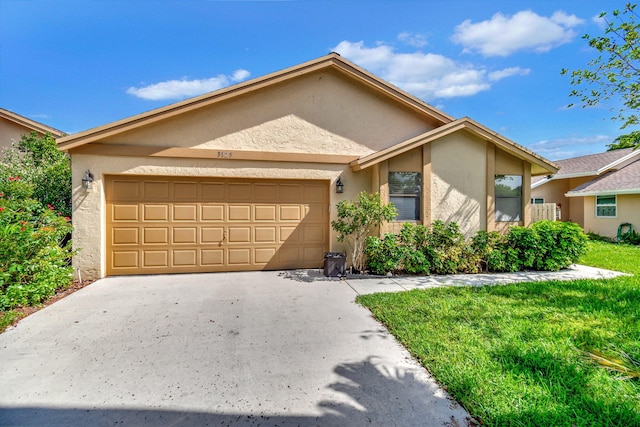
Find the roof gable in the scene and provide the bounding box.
[350,117,558,176]
[57,53,454,151]
[0,108,64,137]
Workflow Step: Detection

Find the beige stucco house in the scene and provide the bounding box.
[57,53,558,279]
[0,107,64,151]
[532,148,640,238]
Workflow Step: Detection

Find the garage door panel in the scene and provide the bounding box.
[112,228,138,245]
[173,182,198,200]
[173,227,197,244]
[112,204,139,221]
[202,249,224,266]
[255,247,276,264]
[228,227,251,243]
[202,205,224,221]
[255,227,277,243]
[229,205,251,221]
[143,181,169,199]
[228,248,251,265]
[144,205,169,221]
[143,250,168,267]
[106,176,328,275]
[112,251,139,268]
[201,183,226,201]
[173,250,197,266]
[144,227,169,244]
[173,204,197,221]
[202,227,224,243]
[280,206,301,221]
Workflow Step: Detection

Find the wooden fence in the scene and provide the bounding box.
[531,203,557,222]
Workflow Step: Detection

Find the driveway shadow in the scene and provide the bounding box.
[0,357,472,427]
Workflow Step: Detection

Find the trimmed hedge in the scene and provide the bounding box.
[365,220,588,276]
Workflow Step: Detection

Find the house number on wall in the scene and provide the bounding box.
[217,151,233,159]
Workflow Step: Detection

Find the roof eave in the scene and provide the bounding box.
[0,108,64,137]
[566,188,640,197]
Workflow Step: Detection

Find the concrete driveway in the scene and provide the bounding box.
[0,271,471,426]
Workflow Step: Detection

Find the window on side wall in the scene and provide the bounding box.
[495,175,522,222]
[389,172,421,221]
[596,195,616,217]
[531,197,544,204]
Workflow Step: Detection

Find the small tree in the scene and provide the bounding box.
[331,192,397,272]
[562,3,640,133]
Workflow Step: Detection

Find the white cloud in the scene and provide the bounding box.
[526,135,611,160]
[332,40,529,100]
[126,69,250,100]
[397,32,428,47]
[452,10,584,57]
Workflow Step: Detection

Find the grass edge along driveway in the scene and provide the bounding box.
[357,241,640,427]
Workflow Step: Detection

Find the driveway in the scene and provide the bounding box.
[0,271,471,426]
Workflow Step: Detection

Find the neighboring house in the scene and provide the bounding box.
[57,53,558,279]
[0,107,64,151]
[531,148,640,238]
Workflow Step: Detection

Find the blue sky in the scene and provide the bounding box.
[0,1,631,160]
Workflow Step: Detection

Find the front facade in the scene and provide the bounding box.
[0,107,64,151]
[531,148,640,238]
[58,54,557,279]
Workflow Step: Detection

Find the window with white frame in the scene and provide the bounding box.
[495,175,522,222]
[389,172,421,221]
[596,195,616,217]
[531,198,544,204]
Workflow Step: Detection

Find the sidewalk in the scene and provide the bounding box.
[281,264,628,295]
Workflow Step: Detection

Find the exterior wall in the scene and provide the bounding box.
[71,153,371,279]
[531,176,592,223]
[581,194,640,238]
[431,132,486,237]
[103,69,435,156]
[0,119,33,151]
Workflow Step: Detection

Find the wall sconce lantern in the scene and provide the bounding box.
[335,177,344,194]
[82,170,94,191]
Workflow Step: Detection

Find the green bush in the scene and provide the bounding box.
[0,176,74,310]
[0,132,71,217]
[620,229,640,245]
[365,220,588,276]
[531,220,588,271]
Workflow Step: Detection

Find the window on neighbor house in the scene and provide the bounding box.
[389,172,421,221]
[596,195,616,217]
[495,175,522,222]
[531,198,544,204]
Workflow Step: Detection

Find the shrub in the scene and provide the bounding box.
[0,176,74,310]
[531,220,588,271]
[619,229,640,245]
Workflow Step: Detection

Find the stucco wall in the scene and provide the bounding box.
[431,132,486,237]
[0,119,32,151]
[103,69,435,156]
[581,194,640,238]
[531,176,593,224]
[71,153,370,279]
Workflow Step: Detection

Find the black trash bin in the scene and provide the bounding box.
[323,252,346,277]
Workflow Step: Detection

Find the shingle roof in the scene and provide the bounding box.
[566,159,640,196]
[553,147,638,177]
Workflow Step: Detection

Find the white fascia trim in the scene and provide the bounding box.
[596,150,640,174]
[565,188,640,197]
[553,171,598,179]
[531,178,550,189]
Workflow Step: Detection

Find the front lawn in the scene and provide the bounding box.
[357,241,640,426]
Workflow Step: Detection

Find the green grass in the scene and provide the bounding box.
[357,241,640,426]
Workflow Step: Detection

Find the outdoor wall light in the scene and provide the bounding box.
[82,169,94,191]
[335,177,344,194]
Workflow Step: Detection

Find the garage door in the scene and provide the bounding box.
[106,176,329,275]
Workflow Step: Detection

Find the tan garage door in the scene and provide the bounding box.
[106,176,329,275]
